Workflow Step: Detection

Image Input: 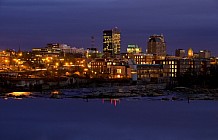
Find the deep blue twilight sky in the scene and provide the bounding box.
[0,0,218,55]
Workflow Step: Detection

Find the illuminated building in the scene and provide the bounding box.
[89,58,106,78]
[89,58,131,79]
[175,49,185,58]
[120,53,154,65]
[199,50,211,59]
[136,64,163,82]
[0,50,11,68]
[46,43,61,53]
[187,48,194,58]
[106,59,131,79]
[103,27,121,57]
[147,34,166,56]
[210,57,218,65]
[127,44,142,54]
[32,43,85,58]
[86,48,100,58]
[133,54,154,64]
[154,58,210,78]
[154,59,179,78]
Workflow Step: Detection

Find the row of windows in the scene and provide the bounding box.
[91,66,103,68]
[135,56,145,58]
[162,61,177,65]
[91,63,104,65]
[163,73,177,77]
[138,74,159,78]
[170,65,177,68]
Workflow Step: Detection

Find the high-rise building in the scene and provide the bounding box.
[103,27,121,57]
[147,34,166,56]
[175,49,185,58]
[187,48,194,58]
[199,50,211,59]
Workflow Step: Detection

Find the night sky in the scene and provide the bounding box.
[0,0,218,55]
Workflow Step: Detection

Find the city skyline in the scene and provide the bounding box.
[0,0,218,55]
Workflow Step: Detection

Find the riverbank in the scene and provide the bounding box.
[2,83,218,102]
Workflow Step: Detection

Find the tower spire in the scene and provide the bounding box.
[91,36,95,48]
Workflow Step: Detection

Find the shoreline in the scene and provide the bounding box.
[1,83,218,101]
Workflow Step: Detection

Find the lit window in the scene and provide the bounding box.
[117,69,122,74]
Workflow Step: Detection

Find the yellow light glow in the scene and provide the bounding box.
[66,72,70,76]
[117,69,121,74]
[188,48,193,58]
[51,90,60,95]
[7,92,31,97]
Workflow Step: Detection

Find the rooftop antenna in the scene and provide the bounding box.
[18,43,21,52]
[91,36,95,48]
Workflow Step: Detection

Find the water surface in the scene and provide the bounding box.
[0,98,218,140]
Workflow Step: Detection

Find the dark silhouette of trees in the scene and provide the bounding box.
[177,65,218,88]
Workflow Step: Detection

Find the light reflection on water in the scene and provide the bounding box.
[0,98,218,140]
[102,98,120,107]
[6,92,31,97]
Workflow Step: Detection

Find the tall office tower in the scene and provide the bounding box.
[175,49,185,58]
[147,34,166,56]
[199,50,211,59]
[103,27,121,57]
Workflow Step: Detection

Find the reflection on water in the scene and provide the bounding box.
[6,92,31,98]
[0,99,218,140]
[51,90,61,95]
[102,98,120,107]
